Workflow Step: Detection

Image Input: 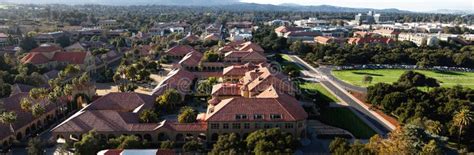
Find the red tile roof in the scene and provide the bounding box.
[183,35,200,43]
[238,42,264,53]
[217,46,235,54]
[347,37,395,45]
[274,26,306,33]
[165,45,196,57]
[1,93,67,140]
[204,33,220,41]
[241,67,295,96]
[179,51,203,67]
[30,44,63,53]
[152,69,195,96]
[21,52,50,64]
[204,89,307,122]
[314,36,333,44]
[241,51,266,62]
[163,121,207,132]
[211,83,241,96]
[226,40,246,48]
[85,92,155,112]
[223,65,255,77]
[373,27,400,35]
[285,31,320,37]
[224,51,251,59]
[52,52,88,64]
[52,110,157,133]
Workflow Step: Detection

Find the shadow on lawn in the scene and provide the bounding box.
[432,70,464,76]
[352,71,384,76]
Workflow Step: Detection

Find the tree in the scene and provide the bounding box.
[29,88,49,100]
[362,75,373,84]
[27,137,44,155]
[0,111,17,132]
[20,98,32,111]
[421,140,443,155]
[19,36,38,52]
[118,83,138,92]
[197,77,219,94]
[139,109,159,123]
[329,137,348,153]
[182,140,203,153]
[289,40,308,54]
[31,104,45,118]
[57,35,71,47]
[73,131,104,155]
[108,135,143,149]
[202,51,219,62]
[396,71,439,88]
[156,89,182,111]
[160,140,174,149]
[178,106,197,123]
[365,125,445,154]
[0,81,11,98]
[245,128,298,154]
[211,133,244,154]
[452,108,473,149]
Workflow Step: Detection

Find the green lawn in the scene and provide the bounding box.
[318,107,377,139]
[333,69,474,89]
[299,82,339,102]
[281,54,303,70]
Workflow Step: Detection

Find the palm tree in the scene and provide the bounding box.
[31,104,46,118]
[453,108,473,149]
[20,98,32,111]
[27,137,44,155]
[0,111,17,133]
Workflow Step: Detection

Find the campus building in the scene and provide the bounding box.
[51,66,307,144]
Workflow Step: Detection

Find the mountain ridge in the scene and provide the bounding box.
[2,0,469,14]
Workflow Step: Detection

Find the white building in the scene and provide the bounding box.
[398,33,439,46]
[294,18,329,28]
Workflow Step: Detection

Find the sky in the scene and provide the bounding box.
[240,0,474,12]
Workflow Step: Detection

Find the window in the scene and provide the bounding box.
[298,122,303,128]
[223,123,229,129]
[274,123,280,128]
[255,123,261,129]
[232,123,241,129]
[254,114,264,120]
[285,123,294,129]
[244,123,250,129]
[210,123,219,129]
[264,123,272,129]
[270,114,282,119]
[235,114,248,120]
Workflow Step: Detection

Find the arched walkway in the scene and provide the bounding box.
[157,133,169,141]
[175,134,184,142]
[134,134,142,141]
[143,134,152,142]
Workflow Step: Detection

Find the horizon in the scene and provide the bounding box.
[241,0,474,12]
[0,0,472,12]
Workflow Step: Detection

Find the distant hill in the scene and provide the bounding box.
[218,3,411,13]
[428,9,473,15]
[1,0,414,13]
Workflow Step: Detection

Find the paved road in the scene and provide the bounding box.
[318,66,367,93]
[286,55,392,135]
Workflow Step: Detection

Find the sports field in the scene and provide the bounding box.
[332,69,474,89]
